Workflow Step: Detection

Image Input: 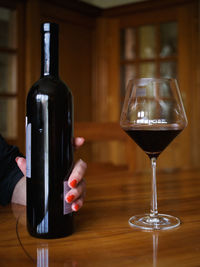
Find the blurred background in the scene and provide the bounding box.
[0,0,199,173]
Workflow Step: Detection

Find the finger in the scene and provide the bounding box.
[71,197,84,212]
[66,179,86,204]
[68,159,87,188]
[74,137,85,149]
[15,157,26,176]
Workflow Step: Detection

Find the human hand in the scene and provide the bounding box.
[65,158,87,211]
[14,137,87,211]
[66,137,87,211]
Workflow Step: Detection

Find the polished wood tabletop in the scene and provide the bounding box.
[0,168,200,266]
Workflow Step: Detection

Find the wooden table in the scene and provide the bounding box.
[0,169,200,266]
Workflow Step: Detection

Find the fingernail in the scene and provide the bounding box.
[66,195,75,203]
[73,204,79,211]
[70,179,77,188]
[77,137,84,142]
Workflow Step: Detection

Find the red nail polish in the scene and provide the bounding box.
[74,204,79,211]
[70,179,77,188]
[66,195,75,203]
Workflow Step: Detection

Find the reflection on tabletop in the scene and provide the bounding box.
[13,203,159,267]
[2,170,200,266]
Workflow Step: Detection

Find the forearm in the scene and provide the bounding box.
[11,176,26,206]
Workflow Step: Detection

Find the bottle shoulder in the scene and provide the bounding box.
[27,76,72,98]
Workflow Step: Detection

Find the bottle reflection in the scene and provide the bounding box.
[36,243,78,266]
[152,233,159,267]
[37,244,49,267]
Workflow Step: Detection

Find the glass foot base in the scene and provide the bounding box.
[129,214,180,230]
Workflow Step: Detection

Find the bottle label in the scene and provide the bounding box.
[63,181,72,215]
[26,118,31,178]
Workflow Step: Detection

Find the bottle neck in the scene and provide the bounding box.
[41,25,59,78]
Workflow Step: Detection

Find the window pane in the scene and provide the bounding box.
[121,64,136,89]
[0,53,17,93]
[0,7,16,48]
[121,28,136,60]
[160,62,177,78]
[160,22,177,58]
[0,98,17,139]
[139,25,156,59]
[120,64,136,104]
[139,63,156,78]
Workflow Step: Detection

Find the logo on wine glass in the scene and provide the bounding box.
[136,119,167,124]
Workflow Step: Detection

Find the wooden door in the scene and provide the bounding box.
[94,0,199,172]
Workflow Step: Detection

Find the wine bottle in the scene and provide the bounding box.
[26,22,74,238]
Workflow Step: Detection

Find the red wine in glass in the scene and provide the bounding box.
[124,128,182,159]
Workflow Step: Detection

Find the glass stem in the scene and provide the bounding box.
[150,157,158,217]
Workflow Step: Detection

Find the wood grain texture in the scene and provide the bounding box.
[75,122,127,141]
[74,122,137,171]
[0,169,200,266]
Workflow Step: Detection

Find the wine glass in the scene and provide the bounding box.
[120,78,187,230]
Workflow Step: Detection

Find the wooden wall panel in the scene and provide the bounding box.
[25,0,41,92]
[40,1,95,122]
[59,22,93,122]
[92,17,128,165]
